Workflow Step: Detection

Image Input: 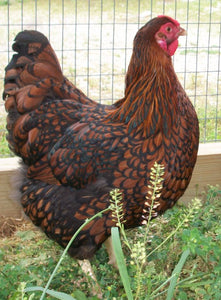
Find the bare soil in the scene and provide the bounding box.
[0,216,30,238]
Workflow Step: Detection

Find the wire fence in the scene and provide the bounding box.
[0,0,220,157]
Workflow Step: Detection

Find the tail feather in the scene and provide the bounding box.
[3,30,64,121]
[7,30,61,73]
[3,30,94,114]
[3,30,98,161]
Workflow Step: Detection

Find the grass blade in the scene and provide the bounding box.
[38,207,110,300]
[149,273,177,298]
[111,227,133,300]
[166,249,190,300]
[24,286,76,300]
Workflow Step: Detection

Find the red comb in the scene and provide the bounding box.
[157,15,180,26]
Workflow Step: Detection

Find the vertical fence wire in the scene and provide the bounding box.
[48,0,51,40]
[61,0,65,71]
[194,0,200,110]
[183,0,189,92]
[216,23,221,141]
[86,0,90,96]
[111,0,116,104]
[99,0,103,102]
[74,0,77,86]
[0,0,220,158]
[34,0,37,30]
[204,0,212,142]
[21,0,23,31]
[124,0,128,73]
[6,1,10,62]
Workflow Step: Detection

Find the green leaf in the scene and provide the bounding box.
[24,286,76,300]
[72,289,88,300]
[166,249,190,300]
[111,227,133,300]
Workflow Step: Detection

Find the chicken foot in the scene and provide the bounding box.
[77,259,103,298]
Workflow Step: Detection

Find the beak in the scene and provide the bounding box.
[179,27,187,36]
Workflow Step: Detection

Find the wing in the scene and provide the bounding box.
[48,119,129,188]
[9,99,83,162]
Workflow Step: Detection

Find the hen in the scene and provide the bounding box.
[3,16,199,260]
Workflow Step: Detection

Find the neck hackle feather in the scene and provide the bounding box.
[109,19,180,138]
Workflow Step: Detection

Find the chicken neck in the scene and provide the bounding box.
[109,46,180,138]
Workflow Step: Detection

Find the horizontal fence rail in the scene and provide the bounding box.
[0,0,220,158]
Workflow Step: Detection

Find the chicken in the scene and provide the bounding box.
[3,15,199,260]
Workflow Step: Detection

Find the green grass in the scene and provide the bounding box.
[0,122,14,157]
[0,185,220,299]
[0,130,9,156]
[197,105,221,142]
[0,130,11,158]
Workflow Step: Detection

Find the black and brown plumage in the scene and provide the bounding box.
[3,15,199,260]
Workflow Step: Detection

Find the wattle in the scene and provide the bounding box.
[157,39,179,56]
[168,39,178,56]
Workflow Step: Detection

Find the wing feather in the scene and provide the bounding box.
[48,120,128,187]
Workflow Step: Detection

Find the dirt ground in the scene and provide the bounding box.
[0,216,31,238]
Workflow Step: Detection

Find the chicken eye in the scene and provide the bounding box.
[166,27,172,32]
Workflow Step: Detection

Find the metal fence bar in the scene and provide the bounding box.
[216,22,221,141]
[204,0,212,142]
